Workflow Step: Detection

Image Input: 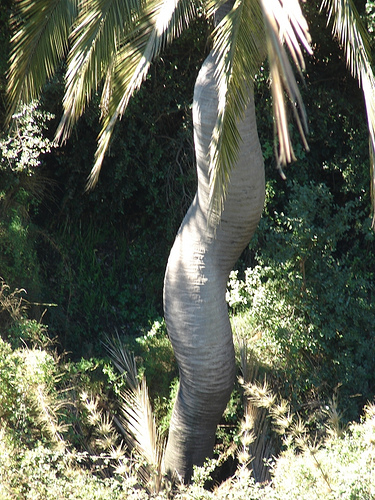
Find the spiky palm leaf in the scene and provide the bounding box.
[7,0,77,123]
[104,335,164,492]
[207,0,311,214]
[261,0,311,165]
[119,379,165,489]
[55,0,143,144]
[87,0,197,187]
[104,332,139,391]
[206,0,265,214]
[321,0,375,227]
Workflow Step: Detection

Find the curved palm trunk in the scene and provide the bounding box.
[163,49,265,482]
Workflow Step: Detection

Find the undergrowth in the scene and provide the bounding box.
[0,280,374,499]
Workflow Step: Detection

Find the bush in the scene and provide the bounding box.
[269,403,375,499]
[0,336,62,448]
[0,102,54,299]
[0,280,374,499]
[227,180,375,421]
[0,441,150,500]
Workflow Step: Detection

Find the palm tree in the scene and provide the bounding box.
[6,0,375,482]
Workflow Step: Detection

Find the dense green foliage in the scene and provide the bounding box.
[0,1,374,497]
[1,13,210,355]
[0,289,374,499]
[239,4,375,422]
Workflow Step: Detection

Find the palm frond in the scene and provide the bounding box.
[55,0,142,144]
[261,0,311,171]
[119,379,165,489]
[321,0,375,228]
[87,0,197,188]
[208,0,265,215]
[7,0,77,124]
[103,332,139,391]
[207,0,311,215]
[104,335,165,492]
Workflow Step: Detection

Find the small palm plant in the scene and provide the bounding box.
[104,334,166,494]
[236,336,276,483]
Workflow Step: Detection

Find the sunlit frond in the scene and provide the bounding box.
[87,0,197,188]
[321,0,375,228]
[55,0,142,143]
[7,0,77,123]
[207,0,311,215]
[208,0,265,214]
[103,333,139,391]
[104,335,164,493]
[261,0,311,171]
[119,379,165,488]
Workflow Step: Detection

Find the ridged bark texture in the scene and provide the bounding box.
[163,50,265,482]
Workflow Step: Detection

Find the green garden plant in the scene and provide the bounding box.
[0,280,374,499]
[228,201,375,423]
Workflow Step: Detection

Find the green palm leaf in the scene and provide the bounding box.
[7,0,77,123]
[87,0,197,188]
[55,0,143,143]
[208,0,311,215]
[208,0,265,214]
[321,0,375,227]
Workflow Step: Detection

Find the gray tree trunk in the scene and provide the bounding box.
[163,48,265,482]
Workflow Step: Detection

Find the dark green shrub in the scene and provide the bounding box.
[229,179,375,422]
[30,16,210,355]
